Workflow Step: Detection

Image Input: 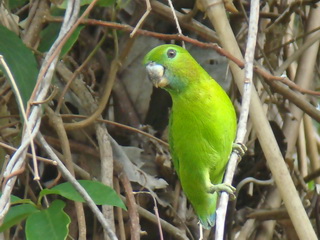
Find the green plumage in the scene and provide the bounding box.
[144,44,237,228]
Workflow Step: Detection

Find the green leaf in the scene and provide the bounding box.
[57,0,115,8]
[10,195,21,202]
[0,193,35,205]
[38,23,84,58]
[11,198,38,206]
[40,180,126,210]
[0,25,38,111]
[0,204,39,232]
[25,200,70,240]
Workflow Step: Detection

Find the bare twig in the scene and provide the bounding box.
[304,168,320,183]
[167,0,184,47]
[130,0,151,38]
[236,177,274,196]
[144,0,219,42]
[215,0,259,239]
[117,168,140,240]
[114,179,126,240]
[97,123,116,237]
[134,191,165,240]
[60,114,169,147]
[0,141,56,165]
[22,0,48,48]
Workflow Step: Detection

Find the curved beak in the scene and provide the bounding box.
[146,62,169,88]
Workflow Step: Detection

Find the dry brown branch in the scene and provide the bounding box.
[114,179,126,240]
[45,106,87,239]
[22,0,48,48]
[0,141,56,165]
[130,0,151,38]
[60,114,168,147]
[117,165,140,240]
[97,123,116,238]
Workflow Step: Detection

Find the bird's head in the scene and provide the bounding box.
[143,44,201,93]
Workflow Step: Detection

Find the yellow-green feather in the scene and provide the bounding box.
[144,44,237,228]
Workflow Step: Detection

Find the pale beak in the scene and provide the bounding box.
[146,62,169,88]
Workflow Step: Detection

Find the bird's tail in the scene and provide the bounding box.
[198,192,218,229]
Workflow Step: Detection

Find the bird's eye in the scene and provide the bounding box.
[167,49,176,58]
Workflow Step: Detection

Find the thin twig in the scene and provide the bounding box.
[117,167,140,240]
[60,114,169,147]
[97,123,116,237]
[130,0,151,38]
[235,177,274,198]
[215,1,259,239]
[114,179,126,240]
[167,0,185,48]
[145,0,219,42]
[134,191,164,240]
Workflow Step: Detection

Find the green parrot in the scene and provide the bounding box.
[143,44,237,229]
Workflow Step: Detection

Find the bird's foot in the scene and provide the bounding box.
[232,142,247,159]
[207,183,236,200]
